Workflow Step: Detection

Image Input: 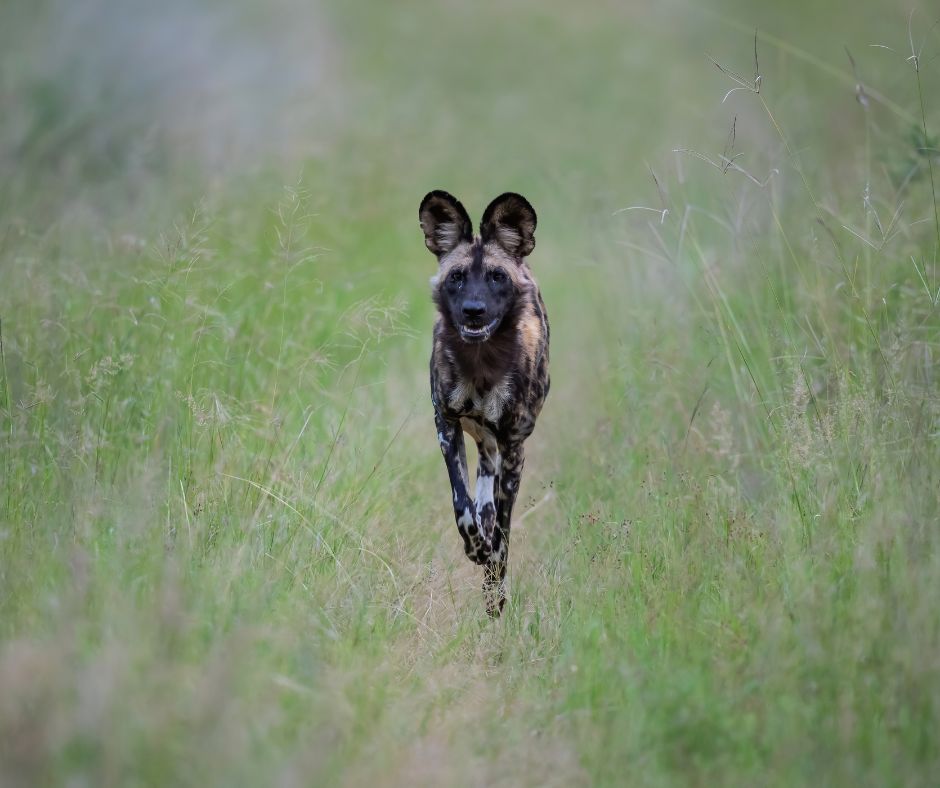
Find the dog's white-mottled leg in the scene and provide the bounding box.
[484,442,524,616]
[435,410,491,564]
[474,435,501,546]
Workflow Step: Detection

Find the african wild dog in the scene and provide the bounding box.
[419,191,550,616]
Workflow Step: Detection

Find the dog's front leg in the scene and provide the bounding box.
[435,410,491,564]
[483,442,524,616]
[474,435,501,549]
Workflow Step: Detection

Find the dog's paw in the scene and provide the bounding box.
[457,506,492,565]
[483,562,507,617]
[485,595,506,617]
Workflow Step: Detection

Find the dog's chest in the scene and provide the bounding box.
[447,374,512,425]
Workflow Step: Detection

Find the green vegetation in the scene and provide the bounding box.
[1,0,938,784]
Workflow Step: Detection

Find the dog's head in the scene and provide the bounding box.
[420,191,537,344]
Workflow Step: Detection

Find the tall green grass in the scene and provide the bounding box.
[1,1,938,785]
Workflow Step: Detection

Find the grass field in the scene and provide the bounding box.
[2,0,939,785]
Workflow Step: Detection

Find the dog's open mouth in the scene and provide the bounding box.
[459,318,499,342]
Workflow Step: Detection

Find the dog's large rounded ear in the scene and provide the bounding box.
[419,191,473,258]
[480,192,536,259]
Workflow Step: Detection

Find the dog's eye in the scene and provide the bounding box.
[490,269,507,284]
[449,270,464,285]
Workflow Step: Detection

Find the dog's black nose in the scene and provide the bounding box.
[462,300,486,319]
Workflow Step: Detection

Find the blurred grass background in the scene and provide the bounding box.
[1,0,939,785]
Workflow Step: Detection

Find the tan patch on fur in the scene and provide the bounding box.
[460,417,483,443]
[518,308,542,367]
